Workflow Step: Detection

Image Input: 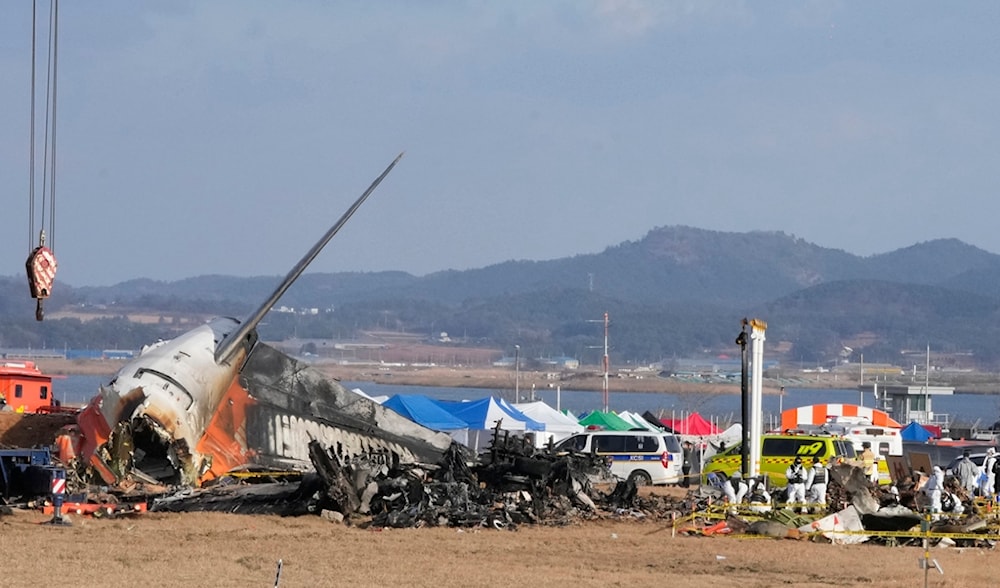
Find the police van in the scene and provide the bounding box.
[554,429,683,485]
[701,432,857,487]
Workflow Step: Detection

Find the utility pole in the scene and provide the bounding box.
[924,343,930,423]
[586,313,610,411]
[514,344,520,402]
[736,321,749,479]
[601,312,609,412]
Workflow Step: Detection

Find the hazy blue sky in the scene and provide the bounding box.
[3,2,1000,287]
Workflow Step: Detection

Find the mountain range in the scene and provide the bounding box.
[4,225,1000,369]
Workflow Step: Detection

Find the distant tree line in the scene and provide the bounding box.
[5,226,1000,369]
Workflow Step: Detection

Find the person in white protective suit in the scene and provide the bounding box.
[980,448,997,498]
[955,450,979,495]
[746,476,772,514]
[941,489,965,516]
[923,465,944,519]
[785,456,808,513]
[806,456,829,513]
[723,471,748,510]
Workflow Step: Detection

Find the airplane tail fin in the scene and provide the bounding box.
[214,152,404,365]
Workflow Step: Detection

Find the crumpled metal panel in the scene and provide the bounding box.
[239,343,453,468]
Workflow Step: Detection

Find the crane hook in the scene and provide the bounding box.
[26,230,57,322]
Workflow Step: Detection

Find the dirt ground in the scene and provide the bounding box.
[0,412,77,447]
[0,487,991,588]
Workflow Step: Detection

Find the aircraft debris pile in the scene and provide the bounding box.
[146,426,688,528]
[354,428,692,528]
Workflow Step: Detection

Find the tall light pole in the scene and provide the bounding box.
[514,344,520,402]
[587,313,610,412]
[601,313,609,412]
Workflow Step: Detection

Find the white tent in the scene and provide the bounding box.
[514,400,584,448]
[437,397,545,451]
[349,387,389,404]
[694,422,743,460]
[617,410,664,432]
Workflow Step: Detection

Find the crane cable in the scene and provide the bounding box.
[26,0,59,321]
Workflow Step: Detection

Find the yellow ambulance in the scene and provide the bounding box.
[701,432,857,487]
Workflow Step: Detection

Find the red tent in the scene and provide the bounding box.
[660,418,682,432]
[659,412,721,436]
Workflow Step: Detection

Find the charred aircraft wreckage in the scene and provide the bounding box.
[74,157,451,493]
[68,155,639,527]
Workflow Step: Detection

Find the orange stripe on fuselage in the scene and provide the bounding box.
[77,395,117,484]
[194,377,255,486]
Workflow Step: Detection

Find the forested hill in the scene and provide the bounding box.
[3,226,1000,367]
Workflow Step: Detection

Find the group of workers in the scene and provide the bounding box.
[709,441,885,515]
[783,454,830,513]
[926,446,1000,519]
[708,453,831,514]
[904,446,1000,520]
[705,440,1000,521]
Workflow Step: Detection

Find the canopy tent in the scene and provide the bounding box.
[514,400,584,447]
[900,420,935,442]
[781,403,903,430]
[437,397,544,431]
[350,387,389,405]
[437,397,545,451]
[618,410,664,432]
[679,412,721,436]
[577,410,633,431]
[642,411,672,432]
[383,394,469,431]
[660,412,721,436]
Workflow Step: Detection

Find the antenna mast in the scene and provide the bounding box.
[586,312,610,411]
[603,312,609,411]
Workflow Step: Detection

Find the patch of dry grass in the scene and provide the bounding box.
[0,506,992,588]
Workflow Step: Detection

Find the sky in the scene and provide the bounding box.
[3,1,1000,287]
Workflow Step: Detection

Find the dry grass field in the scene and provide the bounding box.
[0,488,992,588]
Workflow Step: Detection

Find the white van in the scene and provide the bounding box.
[815,417,903,485]
[554,430,683,485]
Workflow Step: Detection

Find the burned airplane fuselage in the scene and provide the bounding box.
[78,318,241,484]
[75,153,456,488]
[77,318,454,487]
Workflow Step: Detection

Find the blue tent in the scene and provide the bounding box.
[900,420,934,442]
[437,397,546,431]
[383,394,469,431]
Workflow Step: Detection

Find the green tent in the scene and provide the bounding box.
[577,410,633,431]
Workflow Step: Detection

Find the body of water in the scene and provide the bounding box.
[55,375,999,427]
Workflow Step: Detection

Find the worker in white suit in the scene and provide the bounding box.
[785,456,808,513]
[981,448,997,499]
[806,457,829,512]
[923,466,944,519]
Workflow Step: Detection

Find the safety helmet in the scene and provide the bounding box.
[793,456,802,464]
